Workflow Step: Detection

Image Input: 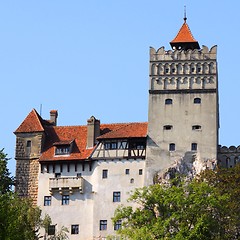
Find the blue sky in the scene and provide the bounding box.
[1,1,239,175]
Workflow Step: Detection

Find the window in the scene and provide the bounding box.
[169,143,175,151]
[165,99,172,105]
[55,145,70,155]
[191,143,198,151]
[100,220,107,231]
[55,173,61,178]
[139,169,143,175]
[129,141,145,150]
[192,125,201,130]
[125,169,130,175]
[26,140,31,155]
[114,220,122,231]
[113,192,121,202]
[197,67,201,73]
[102,169,108,179]
[44,196,51,206]
[48,225,55,235]
[104,141,117,150]
[194,98,201,104]
[130,178,134,183]
[77,173,82,178]
[165,68,169,73]
[163,125,173,130]
[62,195,69,205]
[71,225,79,235]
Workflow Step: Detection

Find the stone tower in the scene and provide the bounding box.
[145,17,219,184]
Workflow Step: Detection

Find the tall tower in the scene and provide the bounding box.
[145,16,219,184]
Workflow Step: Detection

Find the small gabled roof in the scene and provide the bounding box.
[97,122,148,140]
[14,109,45,133]
[170,18,200,50]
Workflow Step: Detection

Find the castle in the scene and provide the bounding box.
[14,16,234,239]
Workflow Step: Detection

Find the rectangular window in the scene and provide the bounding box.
[104,142,117,150]
[62,195,69,205]
[100,220,107,231]
[102,169,108,179]
[114,220,122,231]
[71,225,79,234]
[113,191,121,202]
[44,196,51,206]
[48,225,55,235]
[139,169,143,175]
[191,143,198,151]
[125,169,130,175]
[169,143,175,151]
[55,146,70,155]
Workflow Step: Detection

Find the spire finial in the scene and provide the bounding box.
[184,5,187,22]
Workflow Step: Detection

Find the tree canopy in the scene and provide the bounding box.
[112,166,240,240]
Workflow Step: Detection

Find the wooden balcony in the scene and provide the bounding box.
[49,177,84,194]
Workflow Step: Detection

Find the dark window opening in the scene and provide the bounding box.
[48,225,55,235]
[129,141,145,150]
[71,225,79,235]
[192,125,201,130]
[163,125,173,130]
[169,143,175,151]
[191,143,198,151]
[125,169,130,175]
[194,98,201,104]
[165,99,173,105]
[55,173,61,178]
[139,169,143,175]
[77,173,82,178]
[55,145,70,155]
[104,141,117,150]
[26,140,31,148]
[102,169,108,179]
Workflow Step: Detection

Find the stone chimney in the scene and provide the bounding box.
[87,116,100,148]
[50,110,58,126]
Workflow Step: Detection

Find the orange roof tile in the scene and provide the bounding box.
[170,21,198,43]
[14,109,45,133]
[98,122,148,139]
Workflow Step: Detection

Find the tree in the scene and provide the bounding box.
[199,164,240,238]
[112,179,229,240]
[0,149,42,240]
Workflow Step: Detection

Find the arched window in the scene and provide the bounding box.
[163,125,173,130]
[194,98,201,104]
[165,99,173,105]
[192,125,201,130]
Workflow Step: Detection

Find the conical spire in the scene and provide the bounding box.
[170,9,200,51]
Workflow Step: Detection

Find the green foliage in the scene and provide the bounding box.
[0,149,14,194]
[112,179,229,240]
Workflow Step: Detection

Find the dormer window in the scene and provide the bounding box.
[54,140,74,156]
[55,145,70,155]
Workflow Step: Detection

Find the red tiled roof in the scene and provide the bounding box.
[14,109,45,133]
[97,122,148,139]
[39,122,148,162]
[170,22,198,43]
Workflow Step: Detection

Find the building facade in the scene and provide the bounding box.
[14,17,236,239]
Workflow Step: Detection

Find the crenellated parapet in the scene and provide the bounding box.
[149,45,217,91]
[218,145,240,168]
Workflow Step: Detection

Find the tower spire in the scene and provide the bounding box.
[184,5,187,22]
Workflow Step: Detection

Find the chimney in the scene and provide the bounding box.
[50,110,58,126]
[87,116,100,148]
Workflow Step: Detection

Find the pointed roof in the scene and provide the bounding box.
[14,109,45,133]
[170,18,200,50]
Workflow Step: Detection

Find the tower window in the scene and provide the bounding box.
[191,143,198,151]
[169,143,175,151]
[163,125,173,130]
[165,68,169,74]
[125,169,130,175]
[102,169,108,179]
[194,98,201,104]
[71,225,79,235]
[165,99,173,105]
[62,195,69,205]
[113,192,121,202]
[100,220,107,231]
[114,220,122,231]
[48,225,56,235]
[192,125,201,130]
[44,196,51,206]
[26,140,31,148]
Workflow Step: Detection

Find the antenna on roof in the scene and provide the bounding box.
[184,5,187,22]
[40,104,42,117]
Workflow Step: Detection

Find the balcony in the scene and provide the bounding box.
[49,177,84,194]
